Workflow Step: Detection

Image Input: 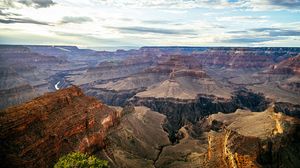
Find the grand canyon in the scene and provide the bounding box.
[1,45,299,167]
[1,0,300,167]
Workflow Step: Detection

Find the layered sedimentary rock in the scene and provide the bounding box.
[99,106,170,168]
[204,107,300,168]
[0,45,69,109]
[0,83,299,168]
[135,55,232,99]
[269,54,300,75]
[0,45,299,168]
[0,86,121,168]
[1,45,299,112]
[131,89,270,142]
[71,56,155,85]
[97,105,300,168]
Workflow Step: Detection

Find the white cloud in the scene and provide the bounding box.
[0,0,299,47]
[90,0,300,10]
[216,16,268,22]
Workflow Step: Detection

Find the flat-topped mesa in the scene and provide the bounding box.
[144,55,205,77]
[0,86,121,168]
[171,69,208,79]
[135,55,231,99]
[159,55,203,67]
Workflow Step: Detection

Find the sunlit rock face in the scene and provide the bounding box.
[93,106,300,168]
[0,86,121,168]
[203,107,300,168]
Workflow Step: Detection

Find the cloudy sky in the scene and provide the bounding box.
[0,0,300,48]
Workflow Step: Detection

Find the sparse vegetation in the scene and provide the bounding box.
[54,152,109,168]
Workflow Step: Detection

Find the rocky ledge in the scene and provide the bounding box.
[0,86,121,168]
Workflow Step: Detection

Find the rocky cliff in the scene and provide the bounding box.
[131,89,270,143]
[204,107,300,168]
[0,86,121,168]
[95,105,300,168]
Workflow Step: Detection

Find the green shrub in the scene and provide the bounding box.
[54,152,109,168]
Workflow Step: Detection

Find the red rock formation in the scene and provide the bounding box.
[269,54,300,75]
[193,49,275,68]
[0,86,121,168]
[206,107,300,168]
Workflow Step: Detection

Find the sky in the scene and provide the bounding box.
[0,0,300,48]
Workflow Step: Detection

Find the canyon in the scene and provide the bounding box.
[0,45,300,167]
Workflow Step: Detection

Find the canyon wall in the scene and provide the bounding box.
[0,86,121,168]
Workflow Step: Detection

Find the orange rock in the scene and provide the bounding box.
[0,86,121,168]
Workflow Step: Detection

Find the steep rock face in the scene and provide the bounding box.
[154,107,300,168]
[0,45,70,109]
[0,86,120,168]
[98,106,170,168]
[97,105,300,168]
[275,102,300,118]
[131,89,269,142]
[135,55,232,100]
[0,45,66,65]
[206,107,300,168]
[193,47,300,69]
[264,55,300,95]
[269,54,300,75]
[71,57,154,85]
[85,87,145,106]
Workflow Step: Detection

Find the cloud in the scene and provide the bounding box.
[251,28,300,37]
[107,26,197,35]
[216,15,268,22]
[142,20,173,24]
[52,31,128,45]
[91,0,235,9]
[0,9,21,16]
[0,17,49,25]
[0,0,55,9]
[241,0,300,10]
[91,0,300,10]
[227,30,248,34]
[17,0,55,8]
[264,0,300,9]
[223,37,275,43]
[0,10,9,16]
[60,16,93,24]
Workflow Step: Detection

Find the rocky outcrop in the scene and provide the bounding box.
[275,102,300,118]
[99,105,300,168]
[135,55,232,100]
[0,86,121,168]
[269,54,300,75]
[72,58,154,85]
[205,107,300,168]
[131,89,270,142]
[98,106,170,168]
[0,45,71,109]
[151,107,300,168]
[191,47,298,69]
[85,87,145,106]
